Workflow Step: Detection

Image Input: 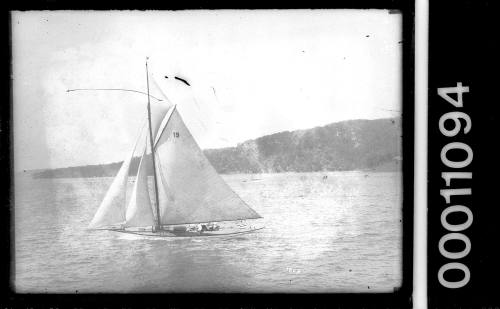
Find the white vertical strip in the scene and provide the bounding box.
[415,0,428,308]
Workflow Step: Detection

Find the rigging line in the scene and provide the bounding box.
[134,121,149,161]
[211,87,221,105]
[126,121,148,186]
[127,120,148,163]
[186,88,208,129]
[181,82,207,129]
[66,88,163,102]
[150,76,173,105]
[191,95,202,111]
[197,117,208,130]
[153,105,177,149]
[166,74,208,130]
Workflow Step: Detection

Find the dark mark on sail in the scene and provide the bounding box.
[175,76,190,86]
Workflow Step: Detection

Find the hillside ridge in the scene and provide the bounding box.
[32,117,402,178]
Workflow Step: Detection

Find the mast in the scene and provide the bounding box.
[145,59,162,231]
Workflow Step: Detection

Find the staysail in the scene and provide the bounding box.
[88,125,145,229]
[153,106,262,225]
[88,78,169,229]
[124,139,155,227]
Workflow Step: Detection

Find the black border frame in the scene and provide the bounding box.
[427,0,500,307]
[2,1,414,308]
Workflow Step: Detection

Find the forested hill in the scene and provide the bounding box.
[32,117,402,179]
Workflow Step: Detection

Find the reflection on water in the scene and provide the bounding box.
[14,171,402,293]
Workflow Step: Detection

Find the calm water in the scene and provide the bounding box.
[14,171,402,293]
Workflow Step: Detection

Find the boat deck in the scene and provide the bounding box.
[110,226,264,238]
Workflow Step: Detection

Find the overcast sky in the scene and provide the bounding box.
[12,10,402,171]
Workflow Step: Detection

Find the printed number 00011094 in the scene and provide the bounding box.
[437,82,473,289]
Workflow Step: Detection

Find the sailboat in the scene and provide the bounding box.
[86,61,263,237]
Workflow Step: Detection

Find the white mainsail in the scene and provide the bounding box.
[153,106,262,225]
[124,139,154,228]
[88,125,145,229]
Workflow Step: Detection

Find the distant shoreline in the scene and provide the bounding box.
[19,169,402,182]
[26,117,402,179]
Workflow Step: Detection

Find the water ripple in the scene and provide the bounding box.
[14,172,402,293]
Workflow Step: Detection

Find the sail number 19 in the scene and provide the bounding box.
[437,82,473,289]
